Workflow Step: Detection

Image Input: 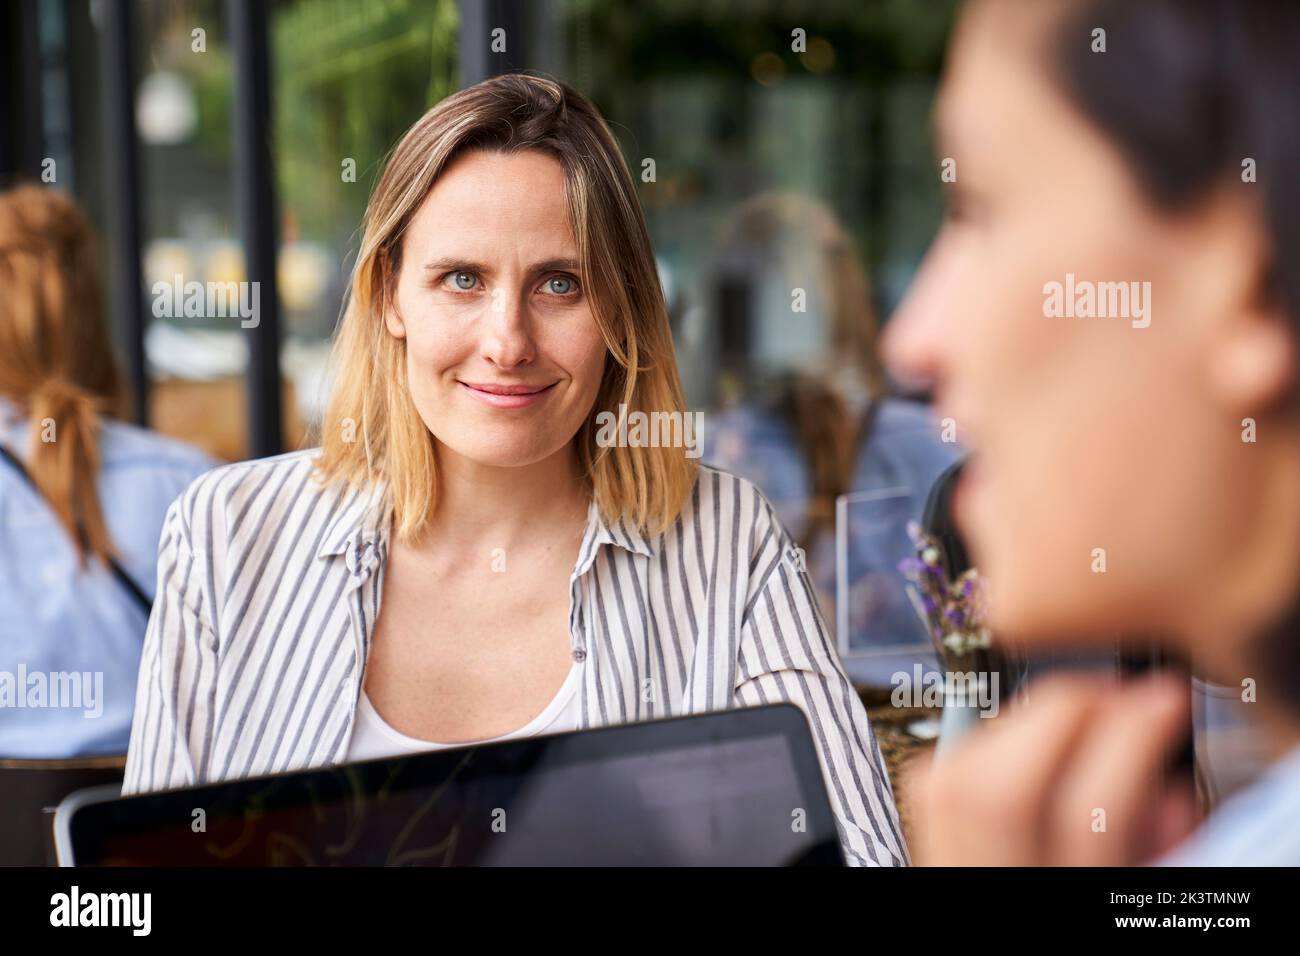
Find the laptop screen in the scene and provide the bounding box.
[58,703,843,866]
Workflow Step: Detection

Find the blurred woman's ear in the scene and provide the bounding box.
[1187,188,1299,416]
[1209,318,1296,417]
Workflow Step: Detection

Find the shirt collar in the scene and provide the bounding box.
[314,477,656,565]
[316,477,390,561]
[584,497,656,559]
[0,396,23,439]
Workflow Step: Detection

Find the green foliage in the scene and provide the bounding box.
[271,0,460,242]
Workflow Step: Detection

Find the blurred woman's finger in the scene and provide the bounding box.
[1046,674,1190,865]
[917,674,1109,864]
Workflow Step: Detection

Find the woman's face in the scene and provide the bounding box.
[882,0,1297,662]
[387,149,608,471]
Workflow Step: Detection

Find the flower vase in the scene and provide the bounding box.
[936,668,984,756]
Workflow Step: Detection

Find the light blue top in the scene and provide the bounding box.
[0,396,217,758]
[1158,742,1300,866]
[704,397,961,654]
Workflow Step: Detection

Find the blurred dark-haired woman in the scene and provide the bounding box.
[885,0,1300,864]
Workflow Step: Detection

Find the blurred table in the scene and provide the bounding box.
[858,686,939,856]
[150,375,307,462]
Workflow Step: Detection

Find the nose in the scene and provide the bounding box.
[879,244,953,397]
[480,288,537,370]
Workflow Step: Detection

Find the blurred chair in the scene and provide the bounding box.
[0,755,124,866]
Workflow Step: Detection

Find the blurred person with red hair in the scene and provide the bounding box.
[0,184,215,758]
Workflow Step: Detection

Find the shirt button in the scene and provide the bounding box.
[572,648,587,663]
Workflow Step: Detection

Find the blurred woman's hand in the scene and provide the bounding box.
[912,672,1199,866]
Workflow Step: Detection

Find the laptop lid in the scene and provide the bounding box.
[54,703,843,866]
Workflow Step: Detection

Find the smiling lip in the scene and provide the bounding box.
[459,381,557,408]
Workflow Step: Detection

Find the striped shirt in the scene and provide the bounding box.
[122,448,908,865]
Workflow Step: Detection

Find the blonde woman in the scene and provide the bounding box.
[0,184,216,758]
[122,75,906,866]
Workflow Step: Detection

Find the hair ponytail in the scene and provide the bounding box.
[26,378,113,567]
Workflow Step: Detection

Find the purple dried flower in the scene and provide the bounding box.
[902,526,993,662]
[897,557,926,577]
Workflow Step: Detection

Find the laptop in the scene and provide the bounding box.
[54,703,843,866]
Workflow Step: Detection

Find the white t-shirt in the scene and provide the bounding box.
[346,662,583,762]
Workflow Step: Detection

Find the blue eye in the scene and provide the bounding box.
[545,276,576,295]
[450,271,477,291]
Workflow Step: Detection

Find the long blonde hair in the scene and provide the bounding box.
[0,184,130,567]
[315,74,697,540]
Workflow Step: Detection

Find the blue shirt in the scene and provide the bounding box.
[704,397,961,658]
[1158,742,1300,866]
[0,397,217,757]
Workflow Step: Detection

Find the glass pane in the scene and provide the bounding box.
[137,0,248,460]
[548,0,963,665]
[270,0,459,447]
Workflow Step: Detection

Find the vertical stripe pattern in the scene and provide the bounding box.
[122,448,909,865]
